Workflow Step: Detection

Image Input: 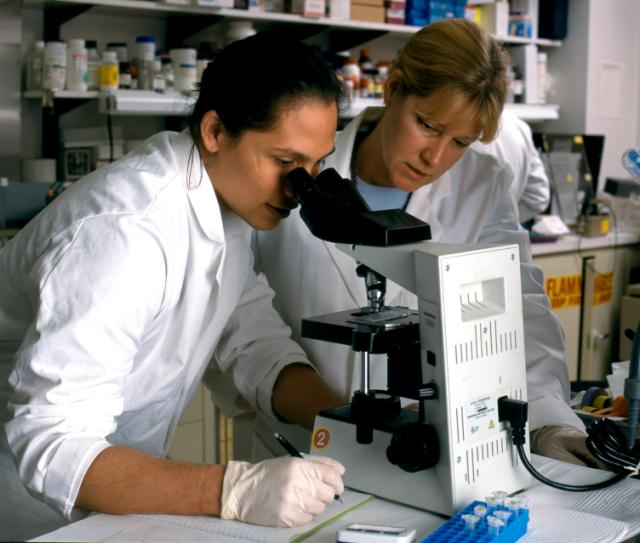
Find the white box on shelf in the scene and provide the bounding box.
[264,0,285,11]
[194,0,235,7]
[329,0,350,19]
[291,0,325,17]
[478,0,509,37]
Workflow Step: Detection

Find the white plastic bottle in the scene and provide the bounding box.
[99,50,119,92]
[43,41,67,91]
[26,40,45,91]
[134,36,156,90]
[86,40,100,91]
[66,39,88,91]
[536,52,547,104]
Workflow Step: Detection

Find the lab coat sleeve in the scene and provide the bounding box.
[4,216,166,518]
[515,124,550,222]
[478,171,584,433]
[207,267,314,420]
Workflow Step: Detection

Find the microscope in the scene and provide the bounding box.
[285,168,531,516]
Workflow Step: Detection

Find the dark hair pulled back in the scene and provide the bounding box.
[189,32,344,145]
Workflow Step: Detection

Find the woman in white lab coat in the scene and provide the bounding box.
[474,107,550,222]
[253,19,594,467]
[0,33,345,541]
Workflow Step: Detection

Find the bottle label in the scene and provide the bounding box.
[99,65,119,89]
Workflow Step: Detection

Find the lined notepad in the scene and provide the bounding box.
[32,489,374,543]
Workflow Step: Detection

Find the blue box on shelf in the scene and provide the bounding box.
[420,498,529,543]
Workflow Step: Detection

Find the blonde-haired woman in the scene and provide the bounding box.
[253,19,596,467]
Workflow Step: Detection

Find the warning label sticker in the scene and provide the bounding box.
[545,272,613,309]
[545,274,582,309]
[465,395,499,443]
[592,272,613,306]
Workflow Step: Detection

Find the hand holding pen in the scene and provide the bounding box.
[274,432,344,503]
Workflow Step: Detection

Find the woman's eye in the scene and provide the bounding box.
[276,158,294,166]
[454,140,470,148]
[418,118,436,132]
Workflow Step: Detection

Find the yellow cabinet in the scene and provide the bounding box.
[533,234,640,381]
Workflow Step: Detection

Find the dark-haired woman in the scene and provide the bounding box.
[0,33,345,540]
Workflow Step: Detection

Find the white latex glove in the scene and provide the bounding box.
[530,424,607,469]
[220,455,345,527]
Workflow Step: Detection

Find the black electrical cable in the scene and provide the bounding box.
[516,443,628,492]
[498,396,635,492]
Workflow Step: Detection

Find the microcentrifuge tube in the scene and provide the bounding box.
[492,490,508,505]
[495,510,512,523]
[505,497,521,515]
[461,514,480,531]
[485,496,499,511]
[486,515,505,536]
[473,504,488,518]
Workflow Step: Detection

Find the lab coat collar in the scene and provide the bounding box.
[176,131,226,244]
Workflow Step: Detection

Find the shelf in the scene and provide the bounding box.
[23,90,560,121]
[23,90,100,99]
[23,0,561,46]
[24,0,416,34]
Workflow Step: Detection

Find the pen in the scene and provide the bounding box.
[274,432,343,503]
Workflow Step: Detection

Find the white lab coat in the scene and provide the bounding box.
[252,108,582,457]
[473,108,550,222]
[0,130,309,540]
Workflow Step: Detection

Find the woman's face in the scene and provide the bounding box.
[376,85,482,192]
[201,99,337,231]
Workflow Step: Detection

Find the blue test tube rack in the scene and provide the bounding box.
[420,497,529,543]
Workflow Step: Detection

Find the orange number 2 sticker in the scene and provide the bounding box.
[312,428,331,450]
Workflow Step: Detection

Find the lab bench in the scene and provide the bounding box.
[31,455,640,543]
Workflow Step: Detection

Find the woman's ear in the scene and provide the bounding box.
[383,72,401,107]
[199,110,225,154]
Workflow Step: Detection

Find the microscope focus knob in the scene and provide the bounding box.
[386,424,439,473]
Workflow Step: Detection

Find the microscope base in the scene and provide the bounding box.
[311,406,530,517]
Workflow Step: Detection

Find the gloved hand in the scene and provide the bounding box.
[530,424,606,469]
[220,455,345,527]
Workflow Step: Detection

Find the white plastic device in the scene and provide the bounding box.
[336,523,416,543]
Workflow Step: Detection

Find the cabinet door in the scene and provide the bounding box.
[536,245,640,382]
[535,252,583,380]
[582,247,640,377]
[169,383,218,463]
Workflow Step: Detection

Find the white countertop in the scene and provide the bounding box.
[531,230,640,257]
[32,455,640,543]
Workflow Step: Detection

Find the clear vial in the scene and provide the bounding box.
[487,515,505,536]
[86,40,100,91]
[461,514,480,531]
[492,490,508,505]
[485,495,499,511]
[473,504,487,518]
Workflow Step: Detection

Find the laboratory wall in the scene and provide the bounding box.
[583,0,639,185]
[546,0,640,190]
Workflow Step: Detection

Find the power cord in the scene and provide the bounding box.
[498,396,632,492]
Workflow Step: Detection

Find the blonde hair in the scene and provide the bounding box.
[391,19,509,142]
